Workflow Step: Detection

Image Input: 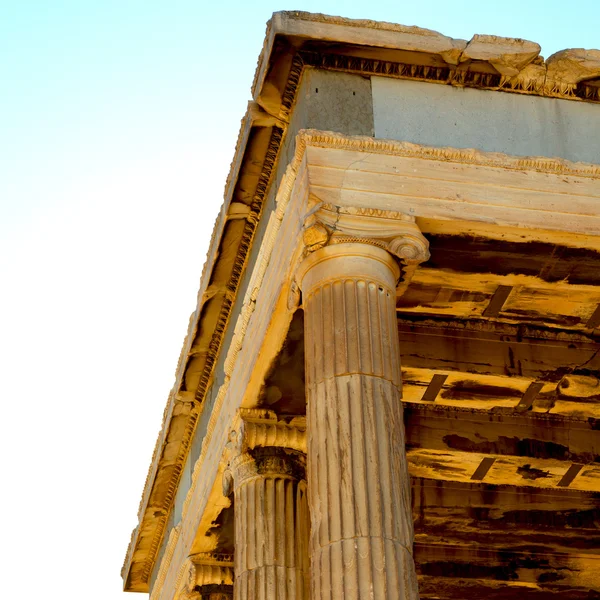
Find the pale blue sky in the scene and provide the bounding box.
[1,1,598,598]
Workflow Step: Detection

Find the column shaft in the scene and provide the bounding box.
[233,448,309,600]
[299,243,418,600]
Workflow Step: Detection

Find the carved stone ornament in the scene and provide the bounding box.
[222,408,307,495]
[178,554,234,600]
[230,446,307,488]
[301,201,430,292]
[460,34,541,77]
[179,591,201,600]
[305,202,429,260]
[187,554,234,589]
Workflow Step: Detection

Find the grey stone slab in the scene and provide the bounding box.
[372,76,600,164]
[296,69,374,137]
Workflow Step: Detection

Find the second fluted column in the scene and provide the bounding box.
[231,446,309,600]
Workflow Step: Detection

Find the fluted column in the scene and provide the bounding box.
[231,446,309,600]
[297,241,421,600]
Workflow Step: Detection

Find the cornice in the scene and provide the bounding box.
[122,124,285,591]
[298,49,600,103]
[145,132,310,600]
[256,11,600,113]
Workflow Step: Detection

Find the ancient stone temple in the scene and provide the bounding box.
[122,11,600,599]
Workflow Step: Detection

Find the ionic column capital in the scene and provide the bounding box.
[301,201,430,279]
[180,554,234,600]
[222,409,307,495]
[229,447,306,489]
[188,554,234,587]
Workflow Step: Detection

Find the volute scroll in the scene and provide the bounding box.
[300,200,430,292]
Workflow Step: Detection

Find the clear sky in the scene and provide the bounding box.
[1,1,598,598]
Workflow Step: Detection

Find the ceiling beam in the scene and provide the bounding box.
[407,448,600,491]
[397,316,600,381]
[404,402,600,463]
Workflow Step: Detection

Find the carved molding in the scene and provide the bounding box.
[179,591,201,600]
[298,130,600,177]
[225,409,307,460]
[174,554,235,600]
[188,554,234,588]
[229,447,307,489]
[223,409,307,493]
[197,584,234,600]
[299,49,600,103]
[150,525,181,600]
[261,12,600,103]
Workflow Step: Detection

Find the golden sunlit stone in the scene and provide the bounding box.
[123,11,600,600]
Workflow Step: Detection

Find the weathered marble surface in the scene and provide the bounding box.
[123,10,600,599]
[298,243,425,599]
